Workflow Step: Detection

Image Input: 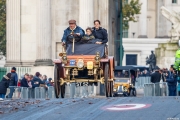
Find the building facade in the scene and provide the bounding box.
[5,0,119,67]
[5,0,180,70]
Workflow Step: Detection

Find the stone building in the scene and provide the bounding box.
[5,0,180,76]
[6,0,119,67]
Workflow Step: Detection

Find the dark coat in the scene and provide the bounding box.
[61,26,85,43]
[92,27,108,44]
[151,71,161,83]
[31,76,45,88]
[0,76,10,94]
[166,72,177,86]
[21,78,29,87]
[9,72,18,86]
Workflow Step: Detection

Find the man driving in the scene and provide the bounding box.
[61,20,85,45]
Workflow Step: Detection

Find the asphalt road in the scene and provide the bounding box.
[0,96,180,120]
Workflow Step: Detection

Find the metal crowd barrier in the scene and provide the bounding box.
[66,83,95,98]
[144,82,169,96]
[6,86,55,99]
[135,77,151,89]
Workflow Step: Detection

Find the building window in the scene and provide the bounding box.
[172,0,177,3]
[126,54,137,65]
[123,28,128,38]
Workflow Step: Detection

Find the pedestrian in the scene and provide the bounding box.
[31,72,45,88]
[27,75,33,88]
[151,66,161,96]
[17,79,21,98]
[166,65,177,96]
[47,78,54,86]
[177,75,180,96]
[0,73,11,99]
[42,75,48,84]
[21,73,29,87]
[7,67,18,98]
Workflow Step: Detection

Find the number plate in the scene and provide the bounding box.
[75,82,89,87]
[87,61,93,69]
[70,60,76,66]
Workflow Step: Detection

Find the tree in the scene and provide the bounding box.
[0,0,6,55]
[122,0,142,29]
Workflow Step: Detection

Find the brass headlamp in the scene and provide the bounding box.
[60,53,67,64]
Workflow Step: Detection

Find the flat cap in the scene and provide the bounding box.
[69,20,76,24]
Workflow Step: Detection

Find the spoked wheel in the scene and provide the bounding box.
[104,63,111,97]
[60,83,65,98]
[54,64,61,98]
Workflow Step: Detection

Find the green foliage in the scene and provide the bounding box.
[122,0,142,29]
[0,0,6,55]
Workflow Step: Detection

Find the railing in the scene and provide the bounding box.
[135,77,151,89]
[6,67,31,78]
[143,82,169,96]
[6,86,55,99]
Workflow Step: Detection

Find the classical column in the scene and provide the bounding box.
[138,0,148,38]
[5,0,21,67]
[34,0,52,66]
[156,0,167,38]
[79,0,94,30]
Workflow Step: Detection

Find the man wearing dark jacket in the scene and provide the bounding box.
[7,67,18,98]
[0,73,11,98]
[166,65,177,96]
[151,66,161,83]
[61,20,85,45]
[21,73,29,87]
[151,66,161,96]
[32,72,45,88]
[92,20,108,44]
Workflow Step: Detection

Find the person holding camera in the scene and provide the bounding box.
[166,65,177,96]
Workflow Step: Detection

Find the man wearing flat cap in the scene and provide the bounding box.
[61,20,85,45]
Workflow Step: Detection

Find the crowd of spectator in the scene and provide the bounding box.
[0,67,54,99]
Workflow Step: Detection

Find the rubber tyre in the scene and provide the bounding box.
[54,65,60,98]
[104,63,110,97]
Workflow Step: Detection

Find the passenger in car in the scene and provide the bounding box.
[92,20,108,44]
[81,27,95,43]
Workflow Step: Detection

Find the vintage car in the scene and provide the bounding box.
[113,65,148,97]
[53,34,115,98]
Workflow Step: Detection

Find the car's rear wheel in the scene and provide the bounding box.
[54,64,60,98]
[104,63,111,97]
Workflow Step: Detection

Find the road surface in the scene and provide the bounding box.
[0,96,180,120]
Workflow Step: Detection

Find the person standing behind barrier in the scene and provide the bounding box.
[151,66,161,96]
[47,78,54,86]
[31,72,45,88]
[166,65,177,96]
[151,66,161,83]
[7,67,18,98]
[43,75,48,84]
[0,73,11,99]
[21,73,30,87]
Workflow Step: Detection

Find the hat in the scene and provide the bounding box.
[12,67,16,71]
[69,20,76,24]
